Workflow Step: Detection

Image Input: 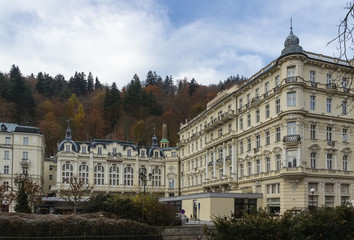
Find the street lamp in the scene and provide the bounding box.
[310,188,315,211]
[139,172,152,195]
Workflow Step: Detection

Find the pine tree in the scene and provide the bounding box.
[87,72,94,92]
[14,179,31,213]
[94,77,102,89]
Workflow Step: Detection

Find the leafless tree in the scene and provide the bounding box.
[0,184,15,212]
[59,176,91,214]
[14,175,42,212]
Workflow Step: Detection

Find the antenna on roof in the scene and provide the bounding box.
[66,119,70,128]
[290,17,293,31]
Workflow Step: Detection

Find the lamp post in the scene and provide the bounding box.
[310,188,315,211]
[139,172,152,195]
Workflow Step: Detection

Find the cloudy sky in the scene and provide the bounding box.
[0,0,348,88]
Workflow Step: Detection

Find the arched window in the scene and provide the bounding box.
[152,167,161,187]
[62,163,73,183]
[124,166,134,186]
[139,167,147,186]
[79,164,89,185]
[109,165,119,185]
[94,165,104,185]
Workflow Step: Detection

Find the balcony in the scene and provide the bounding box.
[208,161,214,167]
[263,92,269,98]
[285,76,297,83]
[326,83,337,93]
[178,139,187,147]
[204,110,236,132]
[251,97,260,107]
[225,155,231,163]
[238,106,243,113]
[254,147,260,154]
[283,135,301,145]
[21,159,29,164]
[0,144,12,148]
[310,81,318,88]
[274,86,280,92]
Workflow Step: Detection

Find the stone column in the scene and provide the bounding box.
[223,143,226,177]
[213,147,216,178]
[206,151,209,180]
[120,163,124,185]
[232,141,236,180]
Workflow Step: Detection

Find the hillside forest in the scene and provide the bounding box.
[0,65,247,157]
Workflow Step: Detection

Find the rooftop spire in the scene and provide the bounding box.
[281,19,303,56]
[290,17,293,32]
[65,119,72,140]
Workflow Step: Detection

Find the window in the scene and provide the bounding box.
[23,137,29,146]
[287,122,297,135]
[287,66,295,77]
[326,127,332,141]
[239,98,243,108]
[327,74,332,85]
[341,184,350,195]
[3,165,9,174]
[275,75,280,87]
[326,98,332,112]
[343,129,348,142]
[65,145,71,152]
[218,148,223,159]
[265,104,270,118]
[169,179,175,188]
[256,110,260,123]
[310,71,316,83]
[240,117,243,130]
[22,152,28,161]
[286,150,297,167]
[210,133,213,140]
[79,164,89,185]
[4,150,9,159]
[49,175,53,180]
[265,82,269,95]
[228,123,232,133]
[62,163,73,183]
[310,96,316,110]
[138,167,147,186]
[22,166,28,175]
[247,162,252,176]
[94,165,104,185]
[276,99,280,113]
[247,138,251,151]
[218,128,223,137]
[287,92,296,107]
[240,164,244,177]
[276,127,281,142]
[152,167,161,186]
[256,135,260,149]
[49,165,53,171]
[266,131,270,145]
[219,168,223,179]
[310,125,316,140]
[276,154,281,170]
[172,151,177,157]
[240,140,244,153]
[109,165,119,185]
[113,148,117,155]
[267,184,280,194]
[228,145,232,157]
[127,149,131,157]
[5,137,10,146]
[82,146,86,154]
[342,78,348,92]
[266,157,271,172]
[247,114,251,127]
[141,150,145,157]
[154,151,159,158]
[98,147,102,155]
[310,153,316,169]
[255,88,259,98]
[327,154,333,170]
[343,155,348,171]
[247,94,250,103]
[3,181,9,191]
[342,101,347,115]
[256,160,260,174]
[325,196,334,208]
[124,166,134,186]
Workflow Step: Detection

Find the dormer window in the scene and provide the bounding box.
[141,150,145,157]
[98,147,102,155]
[5,137,10,146]
[1,124,7,131]
[113,148,117,154]
[82,146,86,154]
[65,145,71,152]
[127,149,131,157]
[172,152,177,157]
[154,151,159,158]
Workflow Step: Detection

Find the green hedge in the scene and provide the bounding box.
[204,206,354,240]
[0,212,160,238]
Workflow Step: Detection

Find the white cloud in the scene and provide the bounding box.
[0,0,349,88]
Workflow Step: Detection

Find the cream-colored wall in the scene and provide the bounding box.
[210,198,233,220]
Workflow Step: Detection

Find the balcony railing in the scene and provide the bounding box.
[326,83,337,89]
[216,158,223,166]
[254,147,260,153]
[285,76,297,83]
[251,96,260,106]
[283,134,301,143]
[208,161,213,167]
[310,81,318,88]
[21,159,29,164]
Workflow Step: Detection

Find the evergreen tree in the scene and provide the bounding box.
[7,65,35,123]
[94,77,102,89]
[36,72,54,96]
[189,78,199,96]
[14,179,31,213]
[68,72,87,96]
[87,72,94,92]
[162,75,174,94]
[124,74,143,116]
[145,70,160,86]
[0,72,8,99]
[103,83,120,133]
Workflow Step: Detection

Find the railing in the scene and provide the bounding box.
[208,161,213,166]
[254,148,260,153]
[283,134,301,143]
[21,159,29,164]
[326,83,337,89]
[216,158,223,166]
[0,144,12,148]
[285,76,297,83]
[310,81,318,88]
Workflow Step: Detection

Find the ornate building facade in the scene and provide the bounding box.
[0,123,45,211]
[53,123,179,197]
[176,28,354,217]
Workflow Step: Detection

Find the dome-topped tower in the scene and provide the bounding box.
[281,20,303,56]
